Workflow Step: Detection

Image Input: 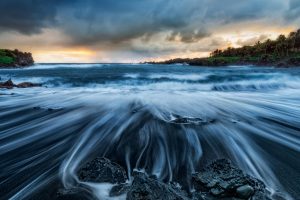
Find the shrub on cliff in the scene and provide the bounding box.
[0,49,15,64]
[0,49,34,67]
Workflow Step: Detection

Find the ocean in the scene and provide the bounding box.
[0,63,300,199]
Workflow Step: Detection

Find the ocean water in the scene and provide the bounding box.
[0,63,300,199]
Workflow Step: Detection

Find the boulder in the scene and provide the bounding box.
[0,79,41,89]
[17,82,42,88]
[127,171,190,200]
[109,183,131,197]
[78,157,127,184]
[236,185,254,199]
[73,158,271,200]
[192,159,270,200]
[0,79,14,89]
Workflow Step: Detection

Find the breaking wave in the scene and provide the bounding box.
[0,64,300,199]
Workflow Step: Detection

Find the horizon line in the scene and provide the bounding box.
[35,62,142,64]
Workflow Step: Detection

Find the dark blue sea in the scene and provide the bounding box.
[0,63,300,199]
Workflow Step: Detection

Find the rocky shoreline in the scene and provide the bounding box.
[146,56,300,68]
[58,157,272,200]
[0,49,34,67]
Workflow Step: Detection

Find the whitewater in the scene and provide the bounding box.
[0,64,299,200]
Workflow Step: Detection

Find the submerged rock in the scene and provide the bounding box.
[78,157,127,184]
[127,171,189,200]
[236,185,254,199]
[192,159,270,200]
[33,106,64,111]
[0,79,41,89]
[17,82,41,88]
[109,183,131,197]
[168,114,215,125]
[0,79,14,89]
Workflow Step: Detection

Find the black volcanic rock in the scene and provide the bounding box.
[168,114,215,125]
[0,79,14,89]
[72,158,271,200]
[192,159,270,200]
[0,79,41,89]
[109,183,131,197]
[17,82,42,88]
[78,157,127,184]
[127,171,189,200]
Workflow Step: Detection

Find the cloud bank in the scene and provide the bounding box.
[0,0,299,62]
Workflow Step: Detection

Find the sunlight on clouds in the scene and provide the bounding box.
[32,26,296,62]
[148,51,210,62]
[34,49,97,63]
[213,27,295,50]
[211,22,296,49]
[0,23,298,62]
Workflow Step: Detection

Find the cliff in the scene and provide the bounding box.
[0,49,34,67]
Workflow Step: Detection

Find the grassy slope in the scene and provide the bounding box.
[0,49,15,65]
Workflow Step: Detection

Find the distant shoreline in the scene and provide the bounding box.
[146,29,300,68]
[145,57,300,68]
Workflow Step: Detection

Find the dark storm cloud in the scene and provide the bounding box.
[56,0,289,46]
[286,0,300,20]
[0,0,75,34]
[0,0,298,50]
[57,0,202,46]
[166,30,210,43]
[203,0,283,23]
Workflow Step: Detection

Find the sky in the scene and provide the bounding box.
[0,0,299,63]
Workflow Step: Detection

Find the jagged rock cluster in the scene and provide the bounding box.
[0,79,41,89]
[78,157,127,184]
[192,159,269,200]
[58,157,271,200]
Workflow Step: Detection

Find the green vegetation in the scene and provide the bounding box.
[0,49,34,67]
[0,49,6,56]
[0,49,15,65]
[208,29,300,66]
[0,56,15,64]
[206,56,241,64]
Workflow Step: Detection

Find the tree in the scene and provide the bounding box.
[263,39,275,54]
[210,49,222,57]
[210,28,300,58]
[288,31,296,51]
[294,29,300,49]
[275,35,288,56]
